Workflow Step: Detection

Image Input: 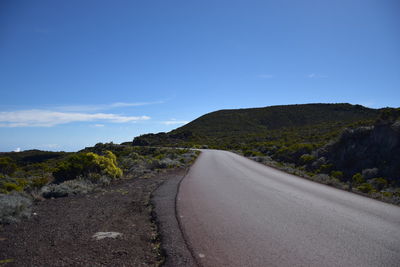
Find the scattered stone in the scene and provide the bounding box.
[93,232,122,240]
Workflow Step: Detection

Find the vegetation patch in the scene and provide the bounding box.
[0,143,199,224]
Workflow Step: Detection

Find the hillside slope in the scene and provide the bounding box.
[133,103,380,148]
[174,103,378,135]
[316,116,400,181]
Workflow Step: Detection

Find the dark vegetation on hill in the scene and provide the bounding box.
[134,103,379,148]
[133,103,400,204]
[0,144,199,224]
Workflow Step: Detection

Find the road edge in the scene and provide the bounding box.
[151,168,198,267]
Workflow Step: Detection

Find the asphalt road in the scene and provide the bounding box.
[177,150,400,267]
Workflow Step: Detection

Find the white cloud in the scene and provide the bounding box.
[0,110,150,127]
[308,73,328,79]
[38,144,59,149]
[56,101,164,112]
[13,147,21,152]
[92,124,105,127]
[258,74,274,79]
[45,144,59,148]
[162,120,189,125]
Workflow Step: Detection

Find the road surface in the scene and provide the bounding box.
[177,150,400,266]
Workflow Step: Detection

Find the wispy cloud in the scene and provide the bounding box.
[56,101,164,112]
[39,144,59,149]
[162,119,189,125]
[308,73,328,79]
[258,74,274,79]
[0,110,150,127]
[92,124,105,127]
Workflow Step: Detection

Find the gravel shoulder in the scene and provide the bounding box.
[151,169,196,267]
[0,169,185,266]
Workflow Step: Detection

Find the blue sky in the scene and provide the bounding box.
[0,0,399,152]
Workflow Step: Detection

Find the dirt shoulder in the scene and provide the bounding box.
[151,169,196,267]
[0,169,184,266]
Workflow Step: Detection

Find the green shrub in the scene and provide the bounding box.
[0,178,29,193]
[381,191,393,198]
[31,176,50,188]
[369,177,388,191]
[357,183,375,193]
[330,171,344,180]
[318,164,333,174]
[98,151,122,178]
[243,150,263,157]
[300,154,316,164]
[146,158,163,170]
[275,143,314,163]
[53,151,122,183]
[16,178,29,187]
[1,182,23,193]
[352,173,364,185]
[0,157,17,175]
[155,154,165,160]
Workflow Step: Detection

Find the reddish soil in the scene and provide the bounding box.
[0,169,185,266]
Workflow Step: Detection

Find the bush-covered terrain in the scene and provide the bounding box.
[133,103,400,204]
[0,144,199,224]
[133,103,379,148]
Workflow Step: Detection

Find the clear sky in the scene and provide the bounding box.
[0,0,399,152]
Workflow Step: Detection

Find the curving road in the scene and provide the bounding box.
[177,149,400,267]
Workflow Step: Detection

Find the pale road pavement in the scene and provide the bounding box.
[177,149,400,267]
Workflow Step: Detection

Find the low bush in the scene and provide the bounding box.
[0,157,17,175]
[352,173,364,185]
[318,164,333,174]
[299,154,316,165]
[1,182,23,193]
[41,179,96,198]
[330,171,344,181]
[159,158,182,168]
[244,150,264,157]
[369,177,388,191]
[0,178,29,193]
[53,151,122,183]
[361,168,379,179]
[30,176,50,188]
[357,183,375,194]
[312,174,342,187]
[0,192,32,224]
[275,143,314,163]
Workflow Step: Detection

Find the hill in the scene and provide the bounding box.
[133,103,400,203]
[133,103,381,149]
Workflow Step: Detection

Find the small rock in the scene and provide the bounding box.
[93,232,122,240]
